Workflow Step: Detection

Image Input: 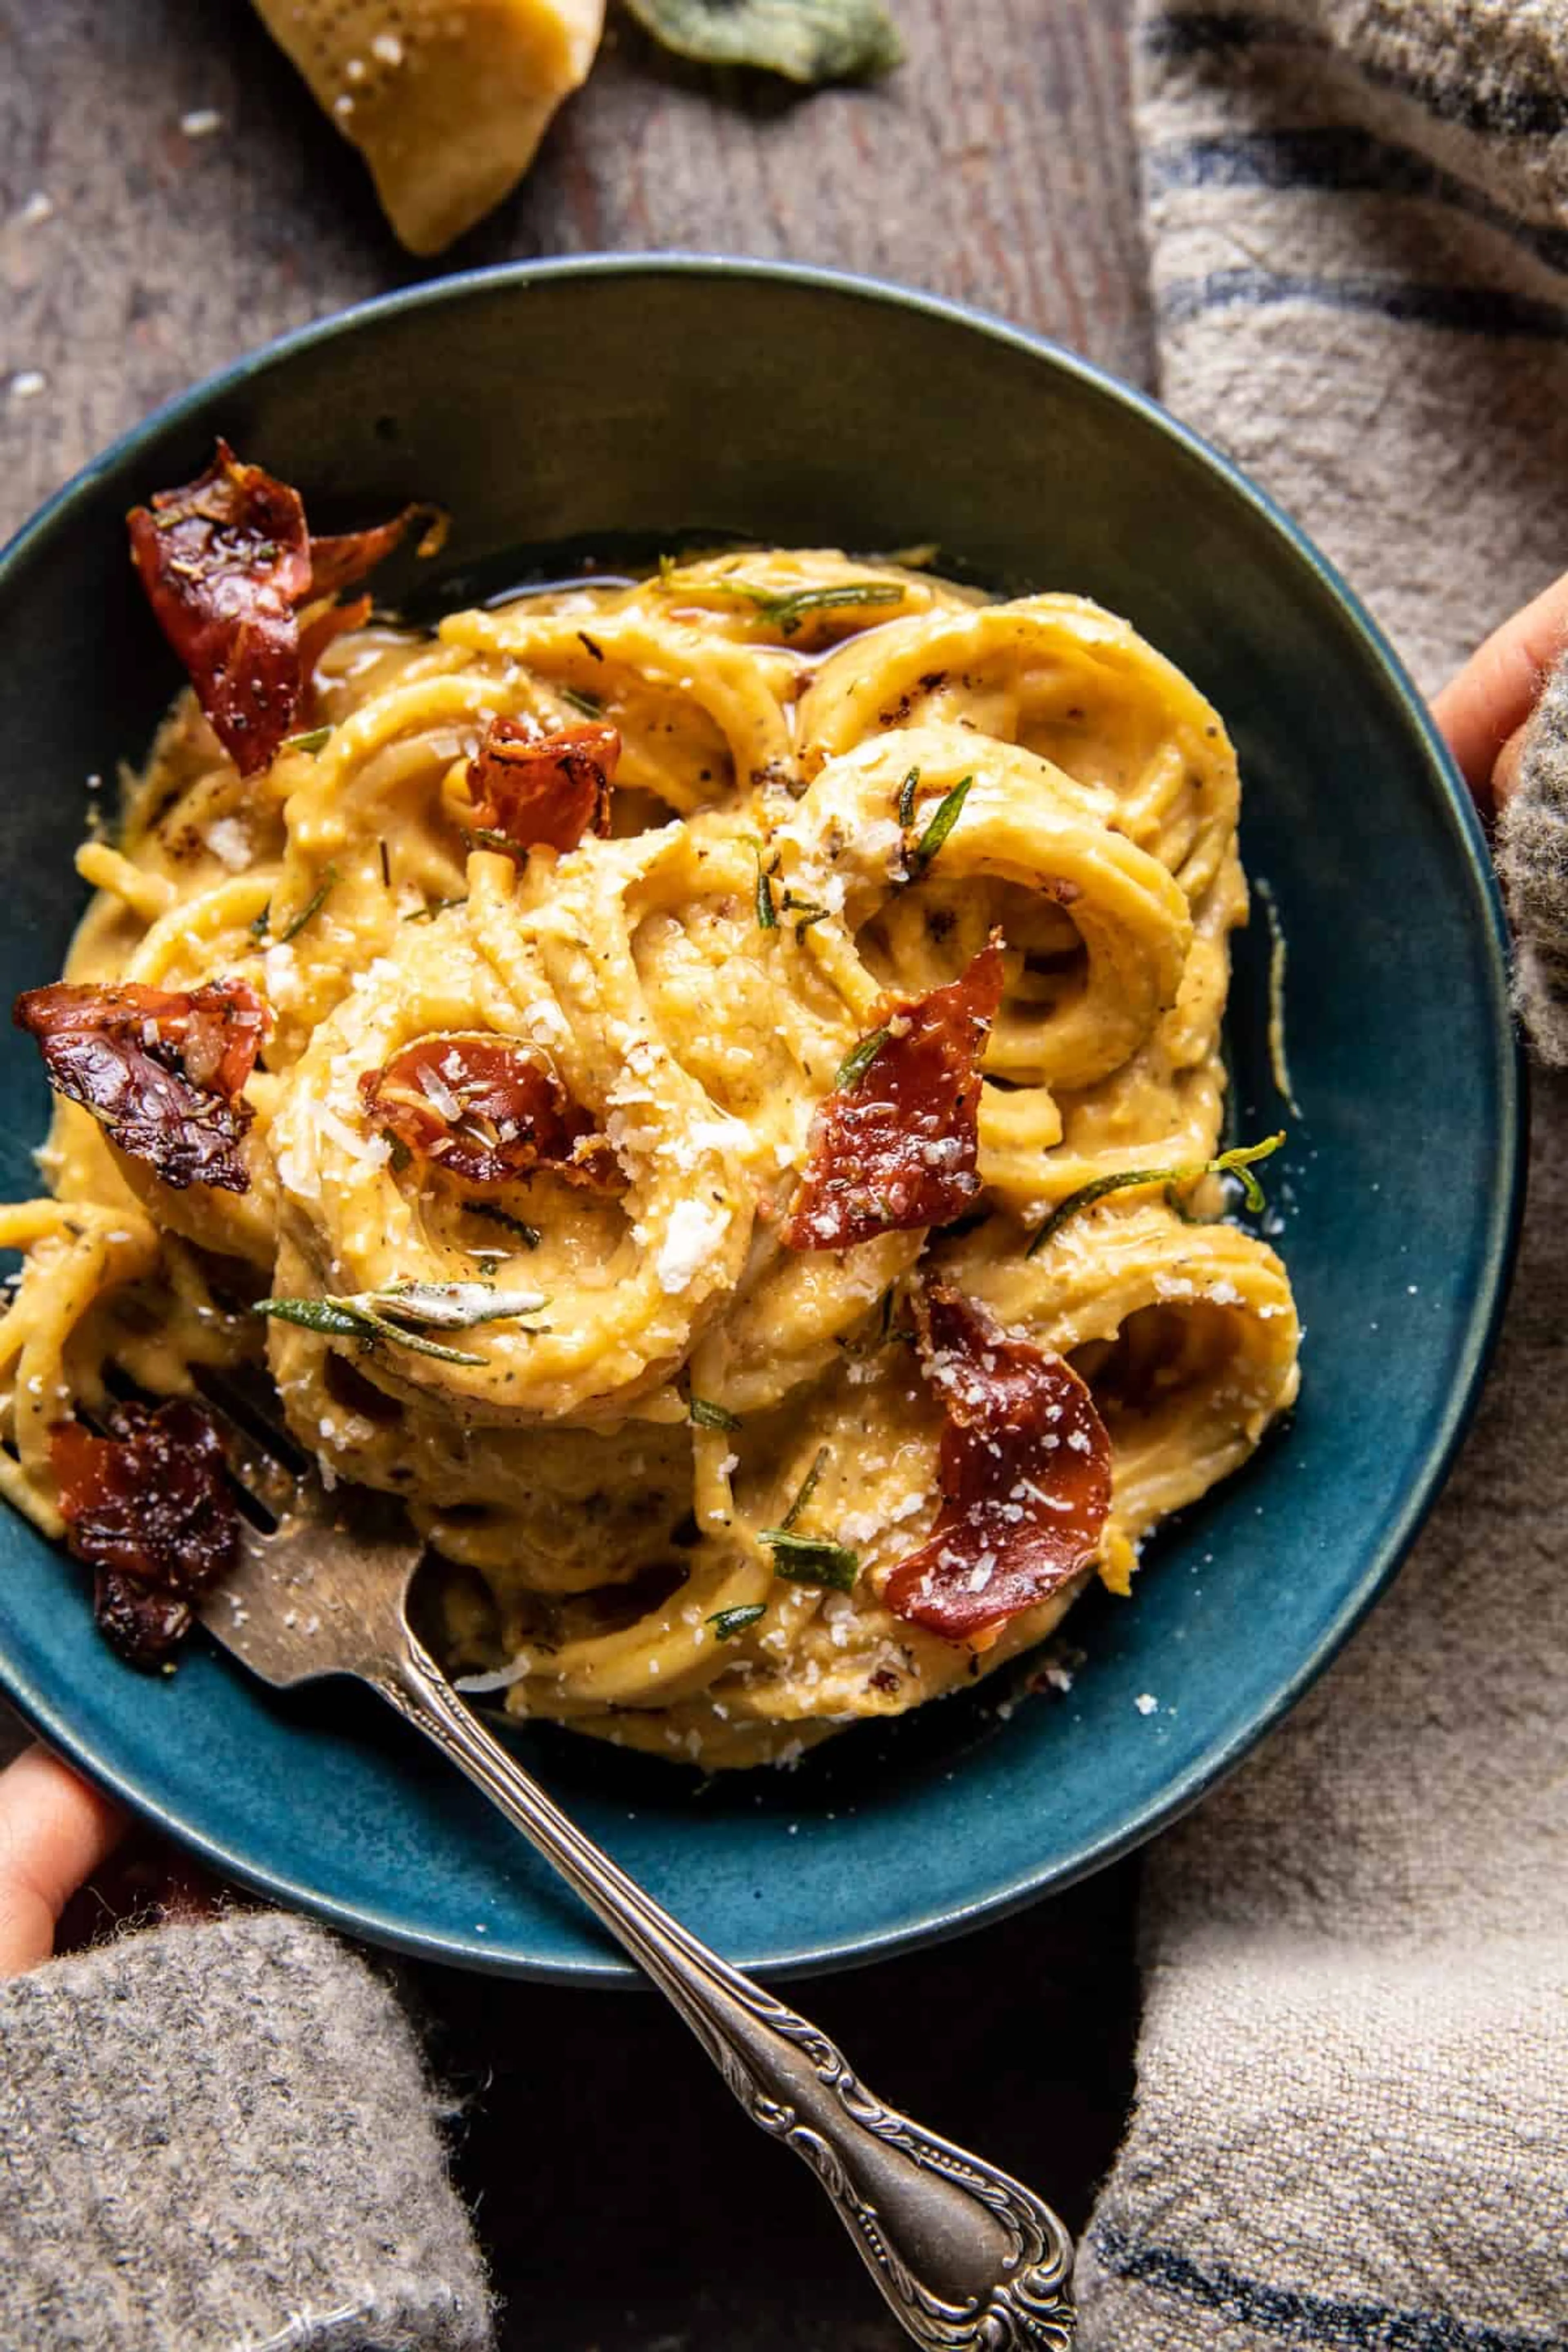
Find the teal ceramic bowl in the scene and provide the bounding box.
[0,258,1520,1981]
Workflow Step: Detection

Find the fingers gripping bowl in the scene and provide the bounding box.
[0,262,1517,1977]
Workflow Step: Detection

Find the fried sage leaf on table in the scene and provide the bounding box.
[624,0,900,83]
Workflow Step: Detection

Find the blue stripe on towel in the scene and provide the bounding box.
[1144,10,1568,140]
[1146,128,1568,278]
[1092,2223,1566,2351]
[1158,265,1568,340]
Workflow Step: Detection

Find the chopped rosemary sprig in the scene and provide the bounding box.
[837,1284,901,1360]
[1025,1133,1286,1259]
[661,571,904,638]
[281,724,332,757]
[1204,1134,1285,1212]
[277,864,337,945]
[754,581,905,636]
[255,1279,548,1366]
[897,765,920,829]
[779,1444,829,1530]
[256,1295,484,1365]
[781,889,830,940]
[403,894,469,924]
[577,629,605,662]
[559,683,603,719]
[690,1394,742,1433]
[249,903,271,941]
[255,1296,377,1340]
[1164,1179,1201,1225]
[754,850,778,931]
[463,825,519,855]
[708,1603,767,1640]
[468,1201,541,1250]
[761,1529,859,1592]
[903,774,973,882]
[833,1027,889,1091]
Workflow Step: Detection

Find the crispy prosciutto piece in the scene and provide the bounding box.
[14,979,271,1192]
[466,717,620,854]
[51,1400,240,1666]
[307,506,428,599]
[128,442,313,776]
[296,590,372,685]
[883,1282,1112,1647]
[782,939,1005,1253]
[361,1034,616,1191]
[127,443,419,776]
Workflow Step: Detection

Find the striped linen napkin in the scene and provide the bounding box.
[1131,0,1568,695]
[1076,7,1568,2347]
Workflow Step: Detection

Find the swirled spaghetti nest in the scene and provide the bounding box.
[0,550,1298,1766]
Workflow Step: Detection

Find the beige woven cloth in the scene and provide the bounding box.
[1077,5,1568,2345]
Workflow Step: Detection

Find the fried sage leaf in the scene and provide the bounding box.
[624,0,900,83]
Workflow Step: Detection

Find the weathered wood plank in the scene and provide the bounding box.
[0,0,1151,535]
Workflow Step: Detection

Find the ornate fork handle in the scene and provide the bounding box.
[381,1636,1075,2350]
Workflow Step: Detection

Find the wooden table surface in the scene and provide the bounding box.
[0,7,1149,2344]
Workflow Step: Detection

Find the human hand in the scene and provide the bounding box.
[1432,571,1568,811]
[0,1742,223,1977]
[0,1743,126,1976]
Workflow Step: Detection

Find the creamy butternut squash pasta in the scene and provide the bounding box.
[0,446,1299,1768]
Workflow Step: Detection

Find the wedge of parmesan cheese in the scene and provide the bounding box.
[252,0,605,253]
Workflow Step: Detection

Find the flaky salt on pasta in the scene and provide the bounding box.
[0,447,1299,1761]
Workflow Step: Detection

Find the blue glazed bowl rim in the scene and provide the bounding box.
[0,254,1525,1980]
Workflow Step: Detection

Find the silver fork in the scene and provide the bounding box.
[193,1388,1078,2350]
